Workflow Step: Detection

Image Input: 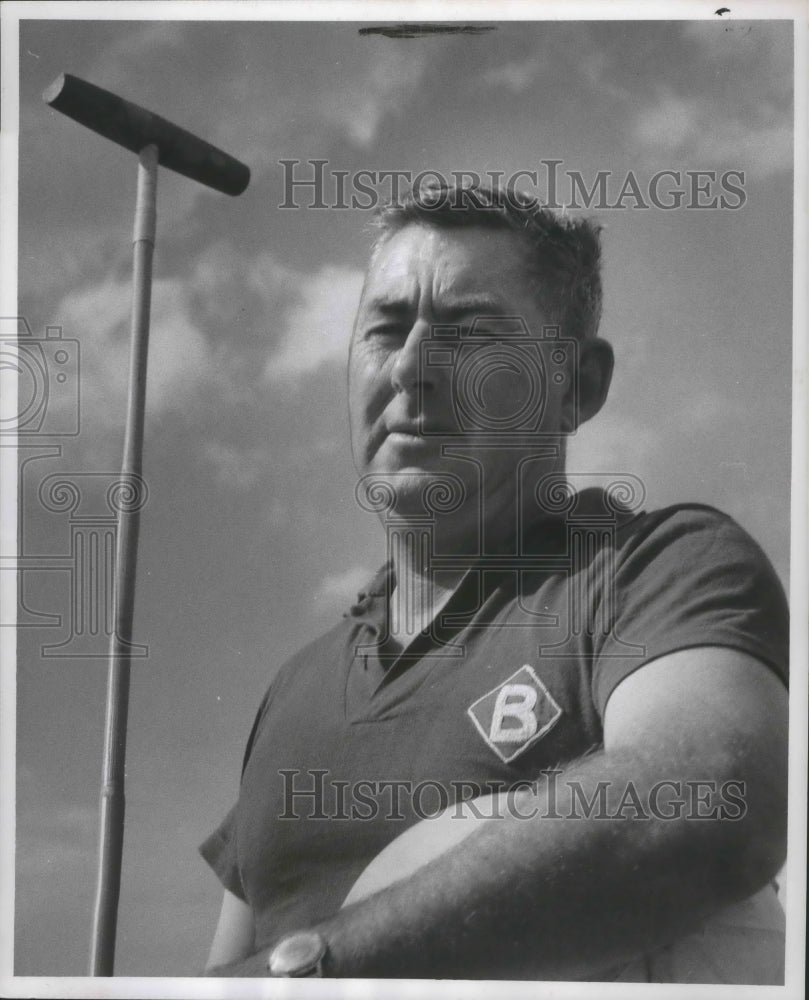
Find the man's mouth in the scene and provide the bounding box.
[385,428,431,448]
[386,419,453,438]
[387,421,424,437]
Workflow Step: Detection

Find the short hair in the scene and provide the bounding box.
[370,182,603,342]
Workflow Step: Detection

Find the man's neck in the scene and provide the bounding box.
[380,459,569,653]
[386,526,465,656]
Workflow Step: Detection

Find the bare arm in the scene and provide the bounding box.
[207,647,788,978]
[204,889,254,972]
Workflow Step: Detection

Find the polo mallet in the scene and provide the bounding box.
[42,73,250,976]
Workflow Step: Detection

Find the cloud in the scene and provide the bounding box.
[567,409,661,478]
[201,441,272,490]
[697,121,792,179]
[264,264,365,380]
[186,242,363,386]
[214,29,435,158]
[187,243,300,379]
[15,765,98,974]
[680,19,792,102]
[319,45,430,147]
[313,565,374,609]
[86,23,186,93]
[54,276,215,436]
[480,26,792,180]
[482,54,543,94]
[631,89,791,179]
[44,236,363,479]
[480,29,630,102]
[16,803,96,879]
[630,22,793,180]
[633,92,700,150]
[577,47,632,103]
[16,765,96,881]
[680,390,743,429]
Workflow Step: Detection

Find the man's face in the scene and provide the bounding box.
[348,223,569,525]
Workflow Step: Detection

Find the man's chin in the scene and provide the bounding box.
[356,465,472,519]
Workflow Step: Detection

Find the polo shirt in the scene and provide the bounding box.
[200,491,789,954]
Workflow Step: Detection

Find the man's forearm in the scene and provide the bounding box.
[310,745,781,979]
[207,741,784,979]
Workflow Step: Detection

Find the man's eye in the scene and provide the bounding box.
[465,321,524,339]
[367,324,404,338]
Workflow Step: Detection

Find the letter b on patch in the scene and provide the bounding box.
[490,685,538,743]
[468,665,562,763]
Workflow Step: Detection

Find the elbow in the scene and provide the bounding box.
[734,807,787,900]
[709,767,788,903]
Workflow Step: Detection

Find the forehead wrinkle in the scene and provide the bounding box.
[363,223,543,325]
[428,255,499,319]
[431,292,511,319]
[360,272,419,317]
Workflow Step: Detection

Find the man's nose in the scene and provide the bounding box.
[390,320,434,394]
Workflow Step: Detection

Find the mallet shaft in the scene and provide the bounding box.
[88,146,158,977]
[43,71,249,976]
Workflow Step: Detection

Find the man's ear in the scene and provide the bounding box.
[561,337,614,432]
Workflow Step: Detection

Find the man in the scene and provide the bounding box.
[201,183,789,981]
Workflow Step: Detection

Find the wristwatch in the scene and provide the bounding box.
[266,930,328,977]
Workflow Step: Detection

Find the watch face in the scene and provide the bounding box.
[268,930,327,976]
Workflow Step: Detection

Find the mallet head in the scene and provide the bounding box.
[43,73,250,196]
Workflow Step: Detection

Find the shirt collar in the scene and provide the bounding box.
[343,487,643,625]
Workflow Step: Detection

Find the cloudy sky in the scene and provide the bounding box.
[5,5,795,980]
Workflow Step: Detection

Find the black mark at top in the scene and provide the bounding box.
[359,24,497,39]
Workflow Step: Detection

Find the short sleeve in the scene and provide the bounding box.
[592,506,789,717]
[198,682,277,899]
[199,804,245,901]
